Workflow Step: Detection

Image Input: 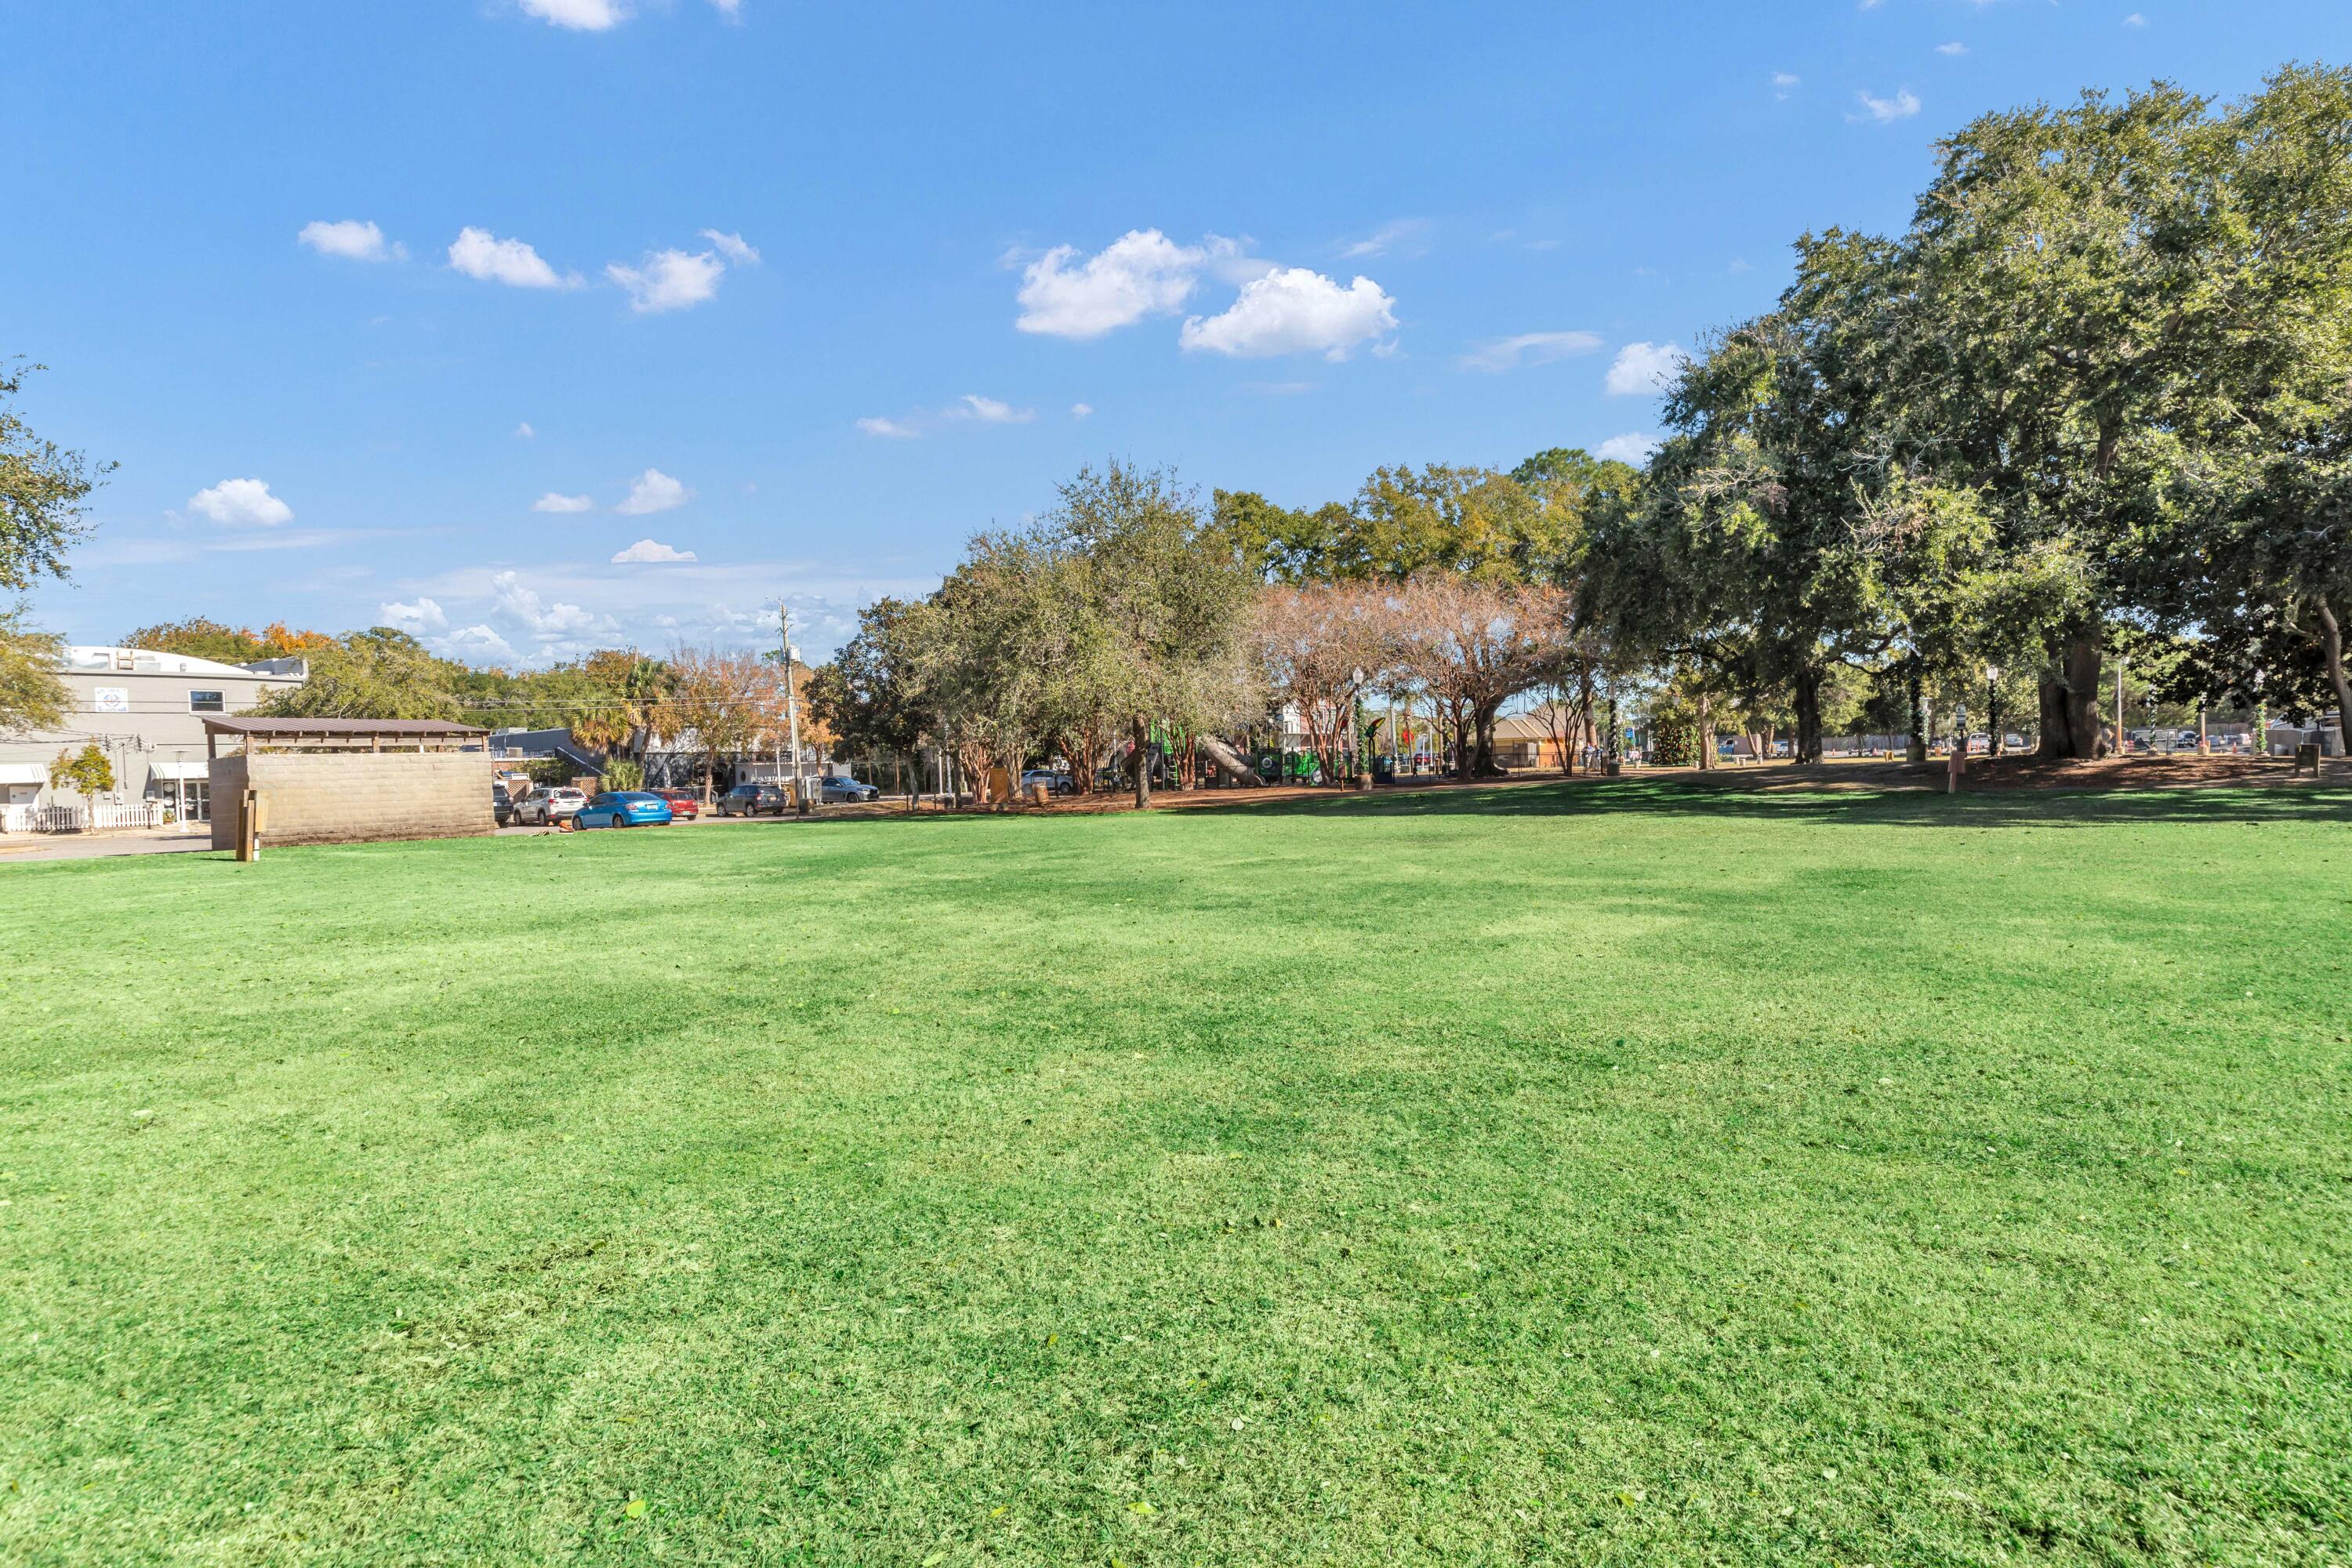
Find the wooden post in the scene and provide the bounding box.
[235,789,263,862]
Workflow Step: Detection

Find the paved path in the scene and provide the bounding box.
[0,830,216,865]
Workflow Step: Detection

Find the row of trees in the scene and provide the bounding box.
[1606,64,2352,762]
[805,457,1632,804]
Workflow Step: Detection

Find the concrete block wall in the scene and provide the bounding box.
[209,751,495,848]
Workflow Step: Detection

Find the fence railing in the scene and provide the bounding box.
[0,800,166,834]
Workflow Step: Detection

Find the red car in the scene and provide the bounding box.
[653,789,701,819]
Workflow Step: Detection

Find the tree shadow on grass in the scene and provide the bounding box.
[1221,772,2352,831]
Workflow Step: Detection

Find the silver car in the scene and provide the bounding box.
[512,786,587,826]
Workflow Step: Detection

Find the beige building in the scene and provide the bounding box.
[0,645,307,828]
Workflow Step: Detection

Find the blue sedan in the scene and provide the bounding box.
[571,790,675,829]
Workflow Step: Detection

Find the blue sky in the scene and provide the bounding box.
[9,0,2346,666]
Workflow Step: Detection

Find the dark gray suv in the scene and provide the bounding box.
[716,782,789,816]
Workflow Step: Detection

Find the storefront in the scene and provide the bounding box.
[149,758,212,823]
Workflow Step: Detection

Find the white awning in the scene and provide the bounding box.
[150,759,211,781]
[0,763,45,786]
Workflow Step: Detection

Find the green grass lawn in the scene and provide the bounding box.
[3,778,2348,1565]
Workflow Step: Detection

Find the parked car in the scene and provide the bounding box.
[1020,768,1075,796]
[653,788,702,818]
[513,786,587,826]
[492,782,514,826]
[571,790,674,829]
[715,782,791,816]
[819,775,881,804]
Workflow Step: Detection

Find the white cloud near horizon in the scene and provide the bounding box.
[615,468,691,514]
[1853,88,1922,122]
[1458,329,1602,373]
[1014,229,1225,339]
[608,247,726,312]
[448,227,576,289]
[1179,267,1396,359]
[533,492,594,514]
[440,623,519,662]
[187,477,293,527]
[612,539,699,563]
[855,416,919,438]
[1596,433,1659,464]
[379,596,448,633]
[299,220,401,262]
[1606,341,1687,396]
[492,569,597,637]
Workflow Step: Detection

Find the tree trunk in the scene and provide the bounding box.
[1793,666,1824,764]
[1696,692,1714,771]
[1131,718,1152,809]
[1906,671,1927,764]
[2317,599,2352,757]
[2036,634,2103,760]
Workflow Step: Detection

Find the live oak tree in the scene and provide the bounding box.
[1042,462,1255,809]
[1881,84,2227,757]
[256,628,464,720]
[2157,65,2352,750]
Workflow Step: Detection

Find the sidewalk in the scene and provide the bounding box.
[0,826,216,865]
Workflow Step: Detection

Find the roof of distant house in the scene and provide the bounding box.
[62,644,308,682]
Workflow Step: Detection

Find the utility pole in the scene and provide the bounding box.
[779,601,805,808]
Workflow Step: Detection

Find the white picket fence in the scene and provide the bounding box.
[0,800,165,834]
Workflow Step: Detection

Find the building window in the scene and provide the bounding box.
[189,690,225,713]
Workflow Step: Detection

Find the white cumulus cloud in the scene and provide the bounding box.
[699,229,759,264]
[1936,42,1967,56]
[514,421,536,439]
[448,227,575,289]
[1070,402,1093,419]
[612,539,698,563]
[299,219,401,262]
[1605,341,1687,397]
[187,477,293,527]
[492,570,596,637]
[1457,329,1602,373]
[1014,229,1216,339]
[1853,88,1922,123]
[379,597,448,633]
[607,247,725,313]
[855,416,919,439]
[615,468,691,514]
[441,623,518,662]
[532,492,594,514]
[519,0,626,28]
[1773,71,1800,100]
[1596,433,1660,465]
[1179,267,1397,360]
[951,394,1035,424]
